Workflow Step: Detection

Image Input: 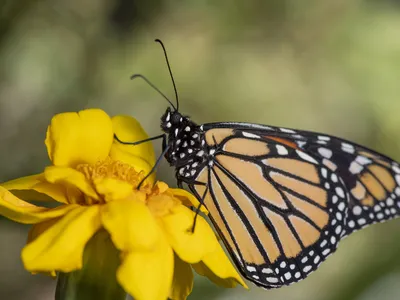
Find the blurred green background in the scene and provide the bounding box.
[1,0,400,299]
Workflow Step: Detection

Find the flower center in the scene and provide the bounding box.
[77,157,142,184]
[76,157,151,193]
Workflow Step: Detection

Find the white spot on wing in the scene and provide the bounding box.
[318,147,333,159]
[318,136,330,141]
[262,268,273,274]
[392,165,400,174]
[242,132,260,139]
[267,277,279,283]
[349,161,363,174]
[353,206,362,215]
[395,175,400,186]
[276,145,288,155]
[296,150,318,164]
[322,249,331,256]
[355,156,372,165]
[321,168,328,178]
[335,187,345,198]
[342,147,355,154]
[247,266,256,272]
[331,173,338,182]
[358,218,366,225]
[303,266,312,273]
[280,128,296,133]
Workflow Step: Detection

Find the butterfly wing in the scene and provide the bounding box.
[238,124,400,235]
[187,123,400,288]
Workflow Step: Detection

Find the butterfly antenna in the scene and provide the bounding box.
[155,39,180,111]
[130,74,177,110]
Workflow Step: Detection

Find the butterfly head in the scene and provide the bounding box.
[161,107,185,133]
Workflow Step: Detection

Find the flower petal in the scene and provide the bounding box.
[93,178,133,202]
[101,198,161,251]
[169,254,193,300]
[2,173,68,203]
[117,239,173,300]
[27,218,60,243]
[109,146,154,184]
[0,186,78,224]
[44,166,99,200]
[45,109,113,167]
[192,242,248,289]
[22,205,101,272]
[111,115,156,167]
[168,188,208,214]
[161,205,218,264]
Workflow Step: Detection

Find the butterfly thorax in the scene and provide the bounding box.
[161,107,207,180]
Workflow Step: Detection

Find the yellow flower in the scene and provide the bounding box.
[0,109,247,300]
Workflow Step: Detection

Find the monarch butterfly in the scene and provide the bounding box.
[121,40,400,289]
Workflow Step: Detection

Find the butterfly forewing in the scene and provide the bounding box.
[289,131,400,235]
[233,123,400,234]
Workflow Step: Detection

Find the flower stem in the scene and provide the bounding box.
[55,230,126,300]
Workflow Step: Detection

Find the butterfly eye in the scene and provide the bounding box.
[171,112,182,125]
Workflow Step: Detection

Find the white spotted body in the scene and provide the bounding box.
[161,107,208,180]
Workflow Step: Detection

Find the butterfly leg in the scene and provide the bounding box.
[177,180,183,189]
[114,133,166,146]
[114,133,169,189]
[190,182,208,233]
[138,144,170,189]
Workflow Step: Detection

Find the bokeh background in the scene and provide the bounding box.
[1,0,400,299]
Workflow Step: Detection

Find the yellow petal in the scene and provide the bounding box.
[161,205,218,264]
[93,177,133,202]
[117,239,173,300]
[168,188,209,214]
[101,198,161,251]
[192,242,248,289]
[22,205,101,272]
[27,218,60,243]
[109,145,155,184]
[111,115,156,167]
[0,186,78,224]
[169,254,193,300]
[45,109,113,167]
[44,166,99,200]
[2,173,68,203]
